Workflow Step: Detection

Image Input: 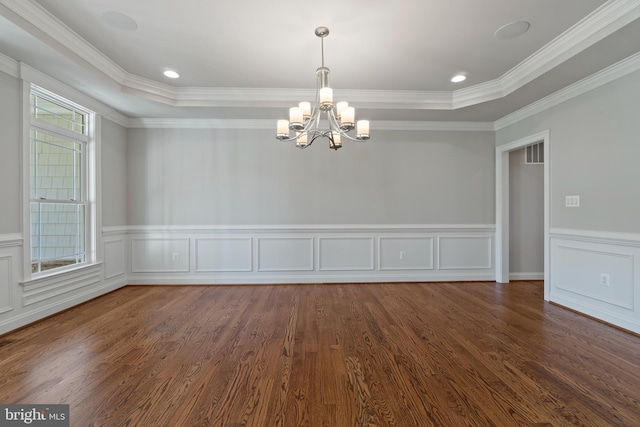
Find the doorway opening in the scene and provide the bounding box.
[495,130,550,300]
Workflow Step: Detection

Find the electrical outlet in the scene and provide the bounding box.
[600,273,610,287]
[172,253,179,262]
[399,251,406,260]
[565,195,580,207]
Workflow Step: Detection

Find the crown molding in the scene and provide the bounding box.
[452,80,504,109]
[127,118,273,129]
[0,51,18,77]
[0,0,128,83]
[495,50,640,130]
[373,121,494,132]
[19,62,129,127]
[495,0,640,98]
[1,0,637,112]
[127,118,494,131]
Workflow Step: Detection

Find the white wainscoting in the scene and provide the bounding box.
[550,229,640,334]
[257,237,314,272]
[379,236,434,271]
[0,234,22,318]
[319,237,374,271]
[0,256,13,315]
[120,225,495,284]
[438,236,493,270]
[22,264,103,307]
[104,238,126,280]
[195,237,252,272]
[0,231,129,335]
[131,238,190,273]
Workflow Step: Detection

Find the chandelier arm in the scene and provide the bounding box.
[278,134,300,142]
[327,109,340,131]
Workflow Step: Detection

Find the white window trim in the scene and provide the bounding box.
[21,80,102,281]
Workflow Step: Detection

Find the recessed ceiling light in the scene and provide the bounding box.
[99,11,138,31]
[451,74,466,83]
[163,70,180,79]
[494,21,530,39]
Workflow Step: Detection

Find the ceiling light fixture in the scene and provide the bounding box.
[276,27,370,150]
[451,74,466,83]
[163,70,180,79]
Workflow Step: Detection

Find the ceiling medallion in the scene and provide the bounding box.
[276,27,370,150]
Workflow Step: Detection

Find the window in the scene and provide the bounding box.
[29,87,94,274]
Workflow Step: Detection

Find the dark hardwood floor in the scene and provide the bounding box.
[0,282,639,426]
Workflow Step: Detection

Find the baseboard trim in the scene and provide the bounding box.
[127,272,496,285]
[0,277,127,336]
[509,272,543,281]
[550,293,640,335]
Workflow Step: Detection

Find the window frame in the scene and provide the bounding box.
[24,84,97,279]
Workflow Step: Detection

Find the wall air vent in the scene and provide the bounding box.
[524,142,544,164]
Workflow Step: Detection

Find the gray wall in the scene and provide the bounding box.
[126,128,495,226]
[509,146,544,274]
[0,71,21,234]
[101,118,128,227]
[497,69,640,234]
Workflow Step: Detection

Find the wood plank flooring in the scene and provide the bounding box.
[1,282,639,426]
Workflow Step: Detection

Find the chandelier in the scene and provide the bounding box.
[275,27,370,150]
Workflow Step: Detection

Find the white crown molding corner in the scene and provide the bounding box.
[0,51,18,77]
[18,62,130,127]
[100,109,130,129]
[0,0,128,85]
[495,51,640,130]
[452,80,505,109]
[7,0,636,114]
[3,0,637,120]
[496,0,640,99]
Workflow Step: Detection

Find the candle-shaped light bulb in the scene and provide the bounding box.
[356,120,370,139]
[296,132,308,147]
[289,107,303,129]
[332,131,342,148]
[277,120,289,139]
[336,101,348,119]
[341,106,355,127]
[299,102,311,119]
[320,87,333,107]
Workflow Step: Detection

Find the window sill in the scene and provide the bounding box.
[21,262,104,288]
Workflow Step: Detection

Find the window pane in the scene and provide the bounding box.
[31,94,86,135]
[31,202,86,273]
[30,131,83,201]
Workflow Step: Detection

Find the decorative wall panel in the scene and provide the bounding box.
[196,237,252,272]
[318,237,374,271]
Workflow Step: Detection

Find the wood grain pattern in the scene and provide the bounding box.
[1,282,639,426]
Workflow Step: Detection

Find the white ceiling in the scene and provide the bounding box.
[1,0,640,123]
